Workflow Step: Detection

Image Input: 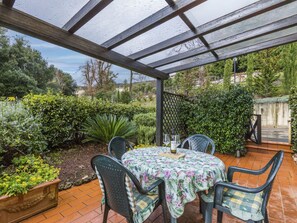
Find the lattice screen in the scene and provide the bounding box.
[163,91,187,138]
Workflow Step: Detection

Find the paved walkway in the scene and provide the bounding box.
[22,152,297,223]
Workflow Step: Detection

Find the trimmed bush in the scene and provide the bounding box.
[133,113,156,145]
[136,125,156,145]
[22,93,154,147]
[133,113,156,127]
[289,87,297,152]
[180,86,253,154]
[0,103,47,166]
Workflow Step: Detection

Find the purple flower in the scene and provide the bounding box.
[164,170,171,179]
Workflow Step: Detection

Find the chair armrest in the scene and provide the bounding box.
[214,181,264,206]
[227,165,268,182]
[135,178,164,195]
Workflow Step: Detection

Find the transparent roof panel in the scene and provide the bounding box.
[113,17,190,56]
[216,26,297,55]
[139,38,204,64]
[14,0,89,27]
[185,0,258,27]
[157,52,214,71]
[76,0,167,45]
[204,1,297,43]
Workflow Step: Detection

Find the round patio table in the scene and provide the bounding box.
[122,147,226,220]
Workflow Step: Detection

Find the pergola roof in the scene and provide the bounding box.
[1,0,297,80]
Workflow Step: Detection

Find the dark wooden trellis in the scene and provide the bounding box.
[162,91,187,138]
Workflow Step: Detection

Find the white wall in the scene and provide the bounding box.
[254,97,290,127]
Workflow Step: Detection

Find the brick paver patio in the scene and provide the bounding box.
[22,151,297,223]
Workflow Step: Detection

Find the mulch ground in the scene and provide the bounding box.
[46,143,107,190]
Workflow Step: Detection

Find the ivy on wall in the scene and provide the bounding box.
[180,86,254,154]
[289,87,297,152]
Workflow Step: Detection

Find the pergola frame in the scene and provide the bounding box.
[1,0,297,147]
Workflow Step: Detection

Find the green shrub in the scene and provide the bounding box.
[133,113,156,127]
[82,114,137,144]
[289,87,297,152]
[180,86,253,154]
[136,125,156,145]
[0,155,60,197]
[23,93,153,147]
[0,103,47,166]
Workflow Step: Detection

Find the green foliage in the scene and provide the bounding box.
[23,93,152,147]
[136,125,156,145]
[0,103,47,166]
[0,155,59,197]
[174,68,199,96]
[133,113,156,145]
[117,90,132,104]
[246,54,255,92]
[280,43,297,94]
[0,29,76,97]
[223,59,233,89]
[180,86,253,154]
[82,114,137,144]
[254,49,281,97]
[205,61,225,78]
[0,69,38,97]
[289,87,297,152]
[133,113,156,127]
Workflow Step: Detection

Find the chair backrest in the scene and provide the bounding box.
[181,134,215,155]
[108,136,132,160]
[261,150,284,211]
[91,155,140,219]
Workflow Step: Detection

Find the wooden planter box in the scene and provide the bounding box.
[0,179,61,223]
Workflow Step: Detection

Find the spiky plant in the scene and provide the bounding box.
[82,114,136,144]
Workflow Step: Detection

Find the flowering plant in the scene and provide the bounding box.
[0,155,60,197]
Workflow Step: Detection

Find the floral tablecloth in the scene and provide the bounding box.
[122,147,227,218]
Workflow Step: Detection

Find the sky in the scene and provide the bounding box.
[6,29,146,85]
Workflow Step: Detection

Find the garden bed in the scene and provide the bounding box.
[46,143,107,190]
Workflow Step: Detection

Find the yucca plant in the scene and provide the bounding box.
[82,114,137,144]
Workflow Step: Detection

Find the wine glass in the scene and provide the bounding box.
[163,134,170,148]
[174,135,181,147]
[172,135,180,153]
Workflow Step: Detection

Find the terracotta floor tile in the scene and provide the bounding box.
[38,213,64,223]
[71,210,99,223]
[21,214,46,223]
[22,151,297,223]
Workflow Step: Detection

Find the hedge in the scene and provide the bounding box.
[289,87,297,152]
[133,113,156,145]
[22,93,154,147]
[180,86,253,154]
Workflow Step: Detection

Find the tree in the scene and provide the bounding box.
[174,68,199,96]
[254,49,281,97]
[205,61,225,79]
[8,38,55,90]
[49,69,77,95]
[246,54,255,92]
[0,69,37,97]
[0,31,59,97]
[223,59,233,89]
[80,59,117,100]
[280,43,297,94]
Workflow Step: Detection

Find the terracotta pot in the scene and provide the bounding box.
[0,179,61,223]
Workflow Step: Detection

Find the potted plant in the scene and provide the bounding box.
[0,155,60,223]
